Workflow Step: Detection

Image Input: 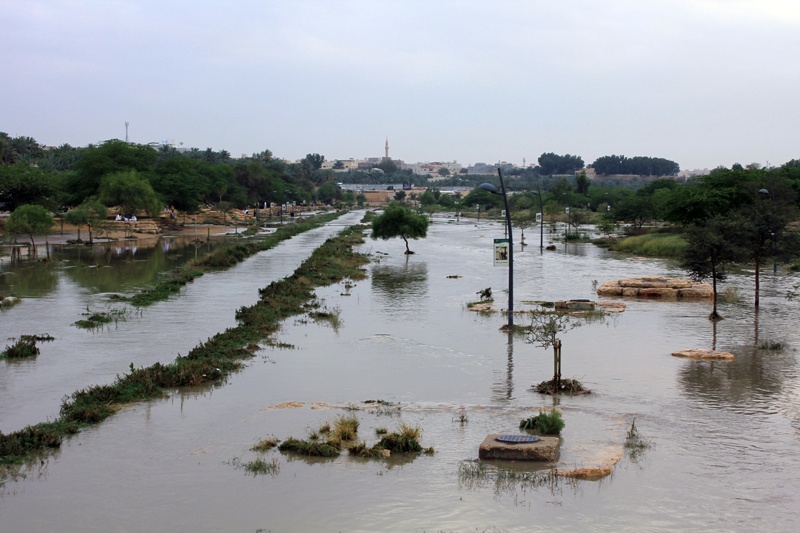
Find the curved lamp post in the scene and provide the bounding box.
[532,189,544,253]
[479,168,513,330]
[759,188,777,273]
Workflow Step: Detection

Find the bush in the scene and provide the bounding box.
[519,409,565,435]
[1,336,39,359]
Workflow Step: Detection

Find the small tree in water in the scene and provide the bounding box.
[680,215,749,320]
[371,202,429,254]
[5,204,54,258]
[526,307,597,394]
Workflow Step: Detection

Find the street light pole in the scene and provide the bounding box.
[479,169,514,330]
[759,188,777,273]
[533,188,544,253]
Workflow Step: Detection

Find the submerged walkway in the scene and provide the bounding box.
[0,211,366,433]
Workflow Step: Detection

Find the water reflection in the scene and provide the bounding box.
[678,343,796,409]
[0,262,59,298]
[491,332,515,403]
[1,236,228,296]
[371,260,428,316]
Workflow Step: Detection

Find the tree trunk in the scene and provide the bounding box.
[710,265,721,320]
[403,235,411,254]
[553,339,562,391]
[754,257,761,308]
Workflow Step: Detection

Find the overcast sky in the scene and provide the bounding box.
[3,0,799,170]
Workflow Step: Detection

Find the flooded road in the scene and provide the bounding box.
[1,214,799,532]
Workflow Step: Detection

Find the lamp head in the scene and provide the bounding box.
[479,183,499,195]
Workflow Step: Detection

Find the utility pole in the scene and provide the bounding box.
[125,122,129,143]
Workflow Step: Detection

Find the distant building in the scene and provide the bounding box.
[408,161,462,178]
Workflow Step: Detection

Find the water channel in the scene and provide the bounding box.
[1,212,798,531]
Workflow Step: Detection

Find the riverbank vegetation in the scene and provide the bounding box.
[0,224,369,467]
[606,232,687,257]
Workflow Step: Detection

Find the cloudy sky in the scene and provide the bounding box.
[3,0,799,170]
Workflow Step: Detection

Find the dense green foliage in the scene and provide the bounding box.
[537,152,584,175]
[371,202,429,254]
[5,204,54,249]
[591,155,679,176]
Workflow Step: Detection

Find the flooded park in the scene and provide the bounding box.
[1,211,799,532]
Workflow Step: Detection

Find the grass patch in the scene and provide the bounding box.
[520,409,565,435]
[244,457,280,475]
[1,222,369,468]
[278,437,341,457]
[458,461,565,494]
[624,418,654,462]
[251,437,280,452]
[759,340,785,351]
[308,307,342,330]
[533,378,589,395]
[1,334,54,359]
[230,456,281,476]
[331,414,360,441]
[346,422,430,458]
[609,233,687,258]
[348,441,387,459]
[376,423,424,453]
[73,307,127,330]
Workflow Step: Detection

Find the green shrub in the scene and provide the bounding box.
[519,409,565,435]
[278,437,340,457]
[1,336,39,359]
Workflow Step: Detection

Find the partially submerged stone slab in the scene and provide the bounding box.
[672,349,735,360]
[597,277,712,300]
[554,300,595,311]
[596,301,626,313]
[479,434,560,462]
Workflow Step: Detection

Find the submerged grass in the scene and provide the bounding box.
[624,418,654,462]
[73,307,128,330]
[0,221,369,468]
[230,456,281,476]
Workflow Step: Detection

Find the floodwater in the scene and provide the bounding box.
[1,213,799,532]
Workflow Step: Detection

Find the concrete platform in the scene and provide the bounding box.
[478,434,560,462]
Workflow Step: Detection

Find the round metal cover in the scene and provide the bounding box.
[496,435,540,444]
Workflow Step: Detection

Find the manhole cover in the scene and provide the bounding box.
[496,435,540,444]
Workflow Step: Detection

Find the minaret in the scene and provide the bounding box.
[385,136,389,160]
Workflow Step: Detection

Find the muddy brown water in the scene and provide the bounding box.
[1,212,799,532]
